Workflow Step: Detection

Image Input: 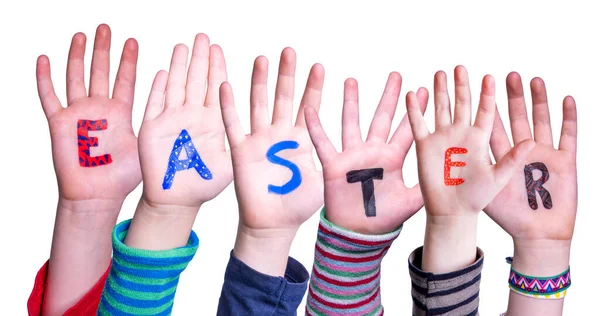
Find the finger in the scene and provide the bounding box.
[406,91,429,141]
[493,139,535,190]
[390,87,428,158]
[558,96,577,155]
[341,78,362,150]
[304,106,337,163]
[366,72,402,143]
[399,184,424,220]
[165,44,189,108]
[112,38,138,107]
[185,33,210,106]
[453,65,472,125]
[66,32,87,104]
[506,72,533,144]
[295,63,325,127]
[530,77,554,146]
[272,47,296,125]
[490,107,511,162]
[474,75,496,137]
[89,24,111,97]
[434,70,452,129]
[143,70,169,121]
[36,55,63,119]
[205,44,228,108]
[250,56,270,133]
[220,82,246,148]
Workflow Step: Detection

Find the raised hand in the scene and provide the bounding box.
[486,73,577,315]
[407,66,534,272]
[138,34,232,208]
[124,34,233,250]
[37,24,141,202]
[304,73,427,234]
[219,48,325,275]
[35,24,141,315]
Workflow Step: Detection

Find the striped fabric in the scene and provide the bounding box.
[306,209,401,316]
[97,219,199,316]
[408,246,484,316]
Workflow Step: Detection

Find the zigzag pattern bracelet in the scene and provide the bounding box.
[506,257,571,299]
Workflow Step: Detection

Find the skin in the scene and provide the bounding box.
[406,66,535,273]
[304,73,427,235]
[36,24,141,316]
[123,34,234,251]
[219,48,325,276]
[486,72,577,316]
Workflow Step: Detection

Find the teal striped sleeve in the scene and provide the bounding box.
[97,219,199,316]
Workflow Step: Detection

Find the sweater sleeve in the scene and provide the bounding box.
[408,246,484,316]
[217,251,309,316]
[27,261,111,316]
[97,219,199,315]
[306,209,401,316]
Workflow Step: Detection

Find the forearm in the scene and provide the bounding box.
[44,198,122,316]
[506,240,571,316]
[233,224,297,277]
[422,214,478,273]
[124,197,199,250]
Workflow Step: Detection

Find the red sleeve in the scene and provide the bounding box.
[27,261,111,316]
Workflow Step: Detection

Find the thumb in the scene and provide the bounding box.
[493,139,535,190]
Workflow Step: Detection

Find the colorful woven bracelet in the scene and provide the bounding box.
[506,257,571,299]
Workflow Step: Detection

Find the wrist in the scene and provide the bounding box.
[422,213,479,273]
[233,224,297,277]
[57,197,123,227]
[123,196,200,250]
[511,239,571,276]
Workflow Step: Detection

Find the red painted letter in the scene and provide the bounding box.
[77,119,113,167]
[444,147,467,186]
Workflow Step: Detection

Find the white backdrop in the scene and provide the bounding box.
[0,0,597,314]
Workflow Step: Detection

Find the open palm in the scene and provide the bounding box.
[407,67,535,216]
[36,24,140,201]
[139,34,232,208]
[485,72,577,241]
[219,48,325,231]
[305,73,426,234]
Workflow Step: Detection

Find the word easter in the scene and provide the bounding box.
[444,147,468,186]
[77,119,113,167]
[346,168,384,217]
[266,140,302,195]
[162,129,212,190]
[524,162,553,210]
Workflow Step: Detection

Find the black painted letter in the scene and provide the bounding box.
[346,168,384,217]
[524,162,553,210]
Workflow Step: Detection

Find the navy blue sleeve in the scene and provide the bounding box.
[217,251,309,316]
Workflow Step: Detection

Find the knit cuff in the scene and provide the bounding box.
[97,219,199,316]
[306,208,401,316]
[408,246,484,316]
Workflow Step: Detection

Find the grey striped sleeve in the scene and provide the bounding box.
[408,246,484,316]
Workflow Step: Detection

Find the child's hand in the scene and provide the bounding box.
[485,73,577,277]
[304,73,426,234]
[138,35,232,209]
[37,24,141,203]
[408,66,535,272]
[407,67,534,218]
[219,48,324,275]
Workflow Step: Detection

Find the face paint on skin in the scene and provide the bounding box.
[524,162,553,210]
[162,129,212,190]
[444,147,468,186]
[77,119,113,167]
[266,140,302,195]
[346,168,384,217]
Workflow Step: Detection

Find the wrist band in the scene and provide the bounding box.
[505,257,571,299]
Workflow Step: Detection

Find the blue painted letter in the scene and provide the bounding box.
[266,140,302,194]
[162,129,212,190]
